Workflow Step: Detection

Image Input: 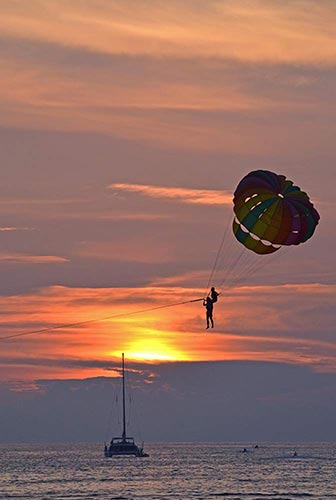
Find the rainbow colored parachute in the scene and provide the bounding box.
[233,170,320,254]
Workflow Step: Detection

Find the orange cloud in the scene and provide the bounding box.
[108,183,232,205]
[1,1,335,64]
[0,282,335,380]
[0,253,69,264]
[0,1,335,151]
[0,227,35,231]
[0,59,272,151]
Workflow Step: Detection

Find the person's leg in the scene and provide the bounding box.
[206,311,210,329]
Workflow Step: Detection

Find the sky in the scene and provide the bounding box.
[0,0,335,441]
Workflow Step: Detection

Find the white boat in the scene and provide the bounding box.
[104,353,149,458]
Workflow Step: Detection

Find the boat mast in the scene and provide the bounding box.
[122,352,126,441]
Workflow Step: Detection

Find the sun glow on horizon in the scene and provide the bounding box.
[112,337,189,362]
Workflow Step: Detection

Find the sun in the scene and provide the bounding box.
[113,337,188,362]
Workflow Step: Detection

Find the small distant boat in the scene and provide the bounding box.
[104,353,149,458]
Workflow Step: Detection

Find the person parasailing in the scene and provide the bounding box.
[210,286,219,303]
[203,296,214,329]
[203,287,219,329]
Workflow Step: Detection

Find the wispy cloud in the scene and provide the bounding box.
[0,227,35,232]
[108,183,232,205]
[0,1,335,151]
[5,380,44,393]
[1,1,336,65]
[0,253,69,264]
[76,240,174,263]
[95,212,173,221]
[0,198,86,206]
[150,270,210,287]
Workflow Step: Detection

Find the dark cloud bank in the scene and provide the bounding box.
[1,360,336,443]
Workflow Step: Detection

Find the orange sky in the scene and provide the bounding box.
[1,1,336,149]
[1,281,335,379]
[0,0,335,381]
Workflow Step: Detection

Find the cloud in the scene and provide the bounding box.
[150,269,210,287]
[1,362,336,442]
[76,240,175,263]
[0,227,35,232]
[0,253,69,264]
[0,282,335,380]
[95,212,173,221]
[1,1,336,65]
[0,2,334,385]
[5,380,44,393]
[0,2,335,151]
[108,183,232,205]
[0,34,334,151]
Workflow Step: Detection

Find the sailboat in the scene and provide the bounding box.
[104,353,149,457]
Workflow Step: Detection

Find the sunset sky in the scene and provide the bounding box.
[0,0,335,440]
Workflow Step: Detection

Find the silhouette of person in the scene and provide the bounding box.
[210,287,219,303]
[203,296,214,329]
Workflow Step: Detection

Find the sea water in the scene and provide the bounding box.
[0,442,335,499]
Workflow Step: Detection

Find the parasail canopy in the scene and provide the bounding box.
[233,170,320,254]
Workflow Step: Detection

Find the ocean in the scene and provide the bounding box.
[0,442,335,500]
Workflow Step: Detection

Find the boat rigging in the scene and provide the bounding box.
[104,353,149,458]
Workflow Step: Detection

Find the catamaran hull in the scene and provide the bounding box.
[105,448,148,457]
